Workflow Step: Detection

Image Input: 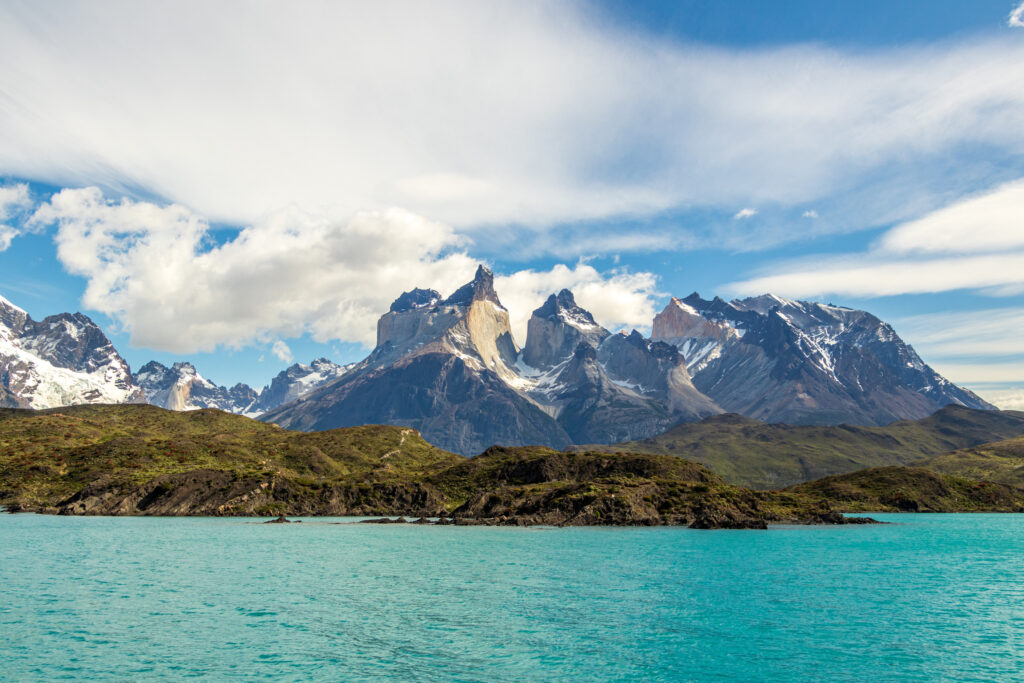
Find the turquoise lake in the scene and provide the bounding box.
[2,513,1023,681]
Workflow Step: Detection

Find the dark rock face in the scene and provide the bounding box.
[389,288,441,313]
[653,293,993,426]
[264,352,572,455]
[442,265,500,306]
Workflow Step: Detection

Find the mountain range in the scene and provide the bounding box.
[0,294,351,415]
[263,266,991,453]
[0,268,993,454]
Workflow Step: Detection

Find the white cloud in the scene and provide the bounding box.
[30,187,478,352]
[969,387,1024,411]
[1010,2,1024,27]
[892,308,1024,358]
[0,183,32,250]
[879,179,1024,254]
[28,187,659,354]
[271,341,293,363]
[496,263,661,344]
[0,2,1023,244]
[802,210,818,219]
[727,179,1024,299]
[733,208,758,220]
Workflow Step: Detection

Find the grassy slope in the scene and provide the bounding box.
[915,436,1024,488]
[788,466,1024,513]
[0,405,846,524]
[0,404,461,509]
[592,406,1024,489]
[3,404,1023,522]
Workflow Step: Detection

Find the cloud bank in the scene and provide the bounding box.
[28,188,659,353]
[1,1,1023,247]
[0,183,31,251]
[728,179,1024,299]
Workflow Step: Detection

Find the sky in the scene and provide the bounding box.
[1,0,1023,408]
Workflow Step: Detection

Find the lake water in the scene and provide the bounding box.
[2,513,1023,681]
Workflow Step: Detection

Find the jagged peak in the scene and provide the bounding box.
[136,360,169,374]
[389,287,441,313]
[443,265,502,308]
[170,361,199,376]
[731,293,798,315]
[532,288,600,330]
[0,293,26,315]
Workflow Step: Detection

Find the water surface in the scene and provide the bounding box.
[2,514,1022,681]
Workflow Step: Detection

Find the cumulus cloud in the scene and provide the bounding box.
[802,210,818,219]
[727,179,1024,299]
[496,263,661,344]
[271,341,293,363]
[1011,2,1024,27]
[29,187,478,352]
[28,188,660,353]
[1,1,1024,246]
[733,208,757,220]
[0,183,32,250]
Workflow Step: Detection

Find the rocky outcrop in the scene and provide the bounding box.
[652,292,993,426]
[0,294,143,408]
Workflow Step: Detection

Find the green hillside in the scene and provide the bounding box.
[0,404,461,510]
[788,466,1024,513]
[0,404,852,526]
[3,404,1023,525]
[592,406,1024,489]
[915,436,1024,488]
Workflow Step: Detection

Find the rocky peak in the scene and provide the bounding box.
[653,296,740,347]
[521,289,609,370]
[1,294,143,409]
[0,295,28,334]
[171,361,198,377]
[372,265,518,381]
[389,288,441,313]
[534,289,597,325]
[442,265,502,308]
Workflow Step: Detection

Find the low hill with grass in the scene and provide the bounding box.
[914,436,1024,488]
[590,405,1024,489]
[0,404,858,526]
[3,404,1022,526]
[787,466,1024,513]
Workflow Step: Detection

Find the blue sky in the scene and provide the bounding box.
[1,0,1024,408]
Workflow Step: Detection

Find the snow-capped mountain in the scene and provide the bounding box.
[132,361,260,415]
[133,358,353,416]
[652,293,993,425]
[263,268,992,453]
[250,358,353,414]
[0,295,143,409]
[262,268,721,454]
